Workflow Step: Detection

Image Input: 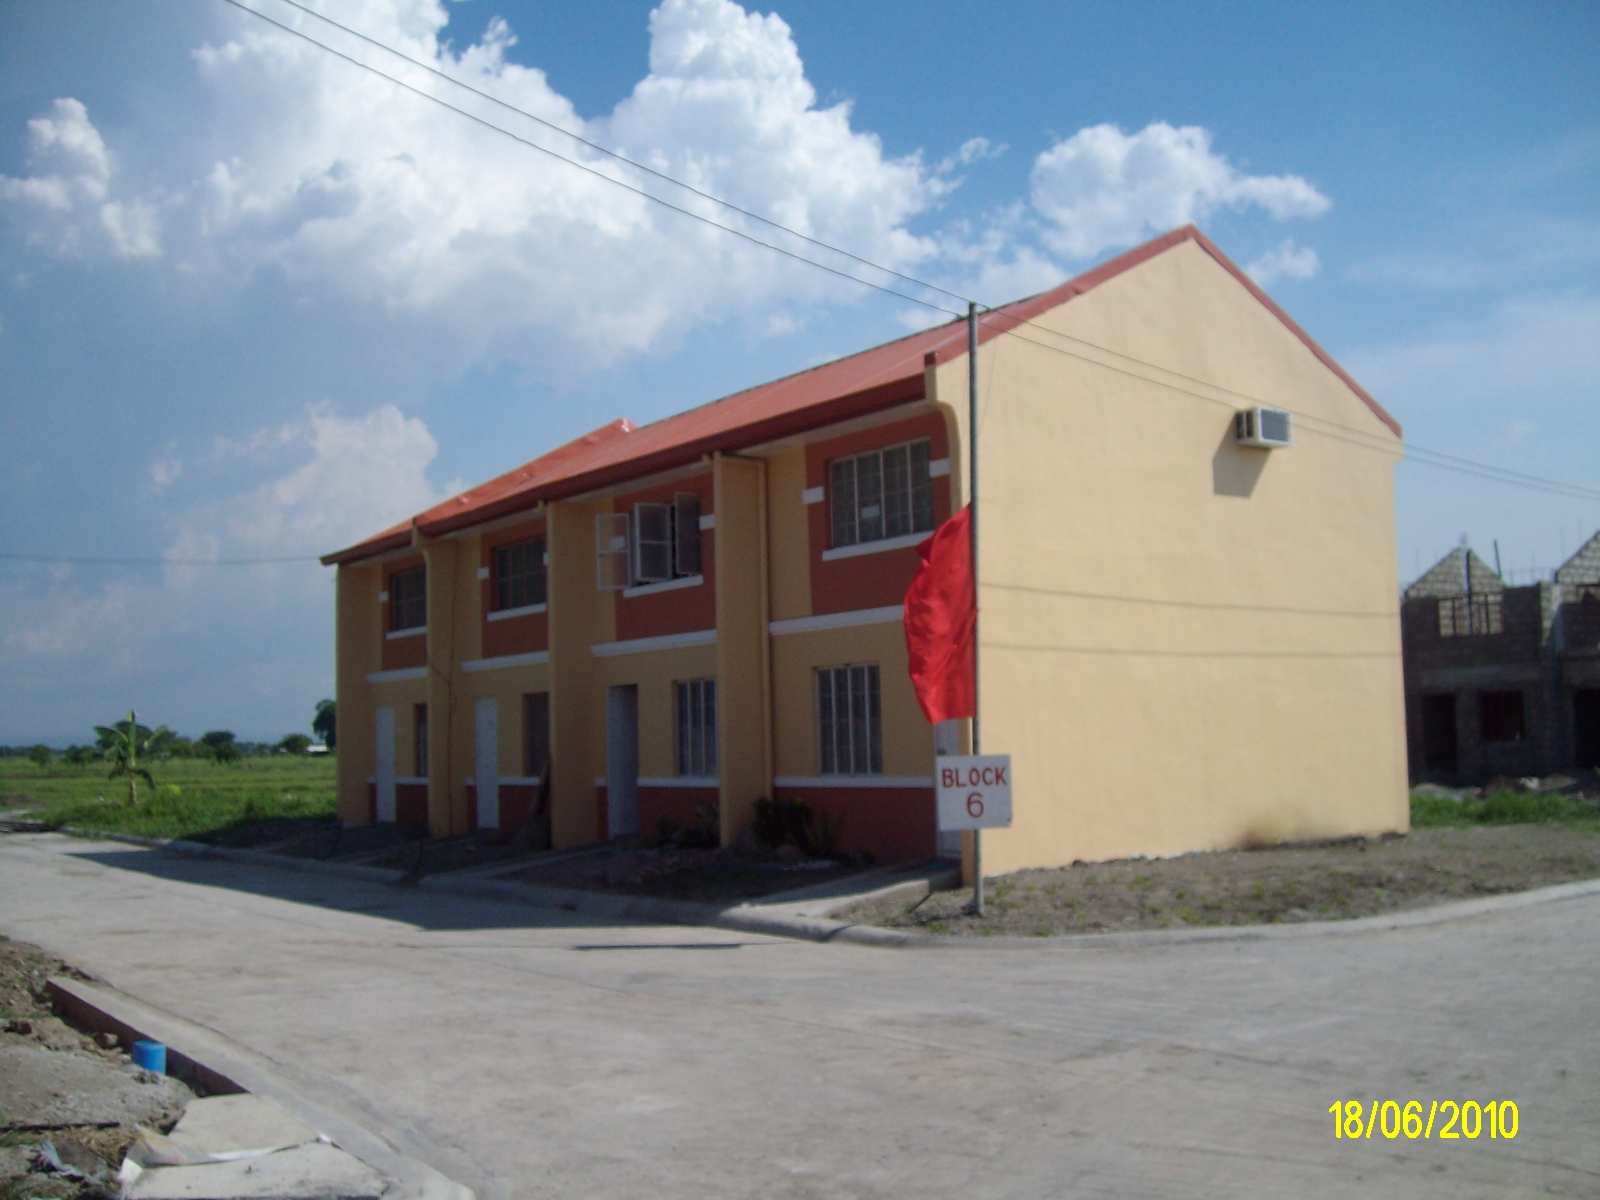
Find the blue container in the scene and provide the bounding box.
[131,1040,167,1074]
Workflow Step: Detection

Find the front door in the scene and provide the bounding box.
[606,684,640,837]
[1420,693,1458,774]
[1575,690,1600,770]
[374,706,396,822]
[475,696,499,830]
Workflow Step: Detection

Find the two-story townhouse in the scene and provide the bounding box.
[323,225,1411,876]
[1402,532,1600,781]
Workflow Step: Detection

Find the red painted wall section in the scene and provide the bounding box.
[365,781,377,823]
[596,785,609,842]
[380,554,427,671]
[395,783,429,831]
[805,413,951,616]
[480,517,549,659]
[464,784,542,836]
[773,785,937,865]
[638,785,717,839]
[613,473,716,643]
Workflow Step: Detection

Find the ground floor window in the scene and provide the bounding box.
[817,663,882,775]
[524,692,550,777]
[413,703,429,776]
[1478,690,1525,743]
[676,679,717,776]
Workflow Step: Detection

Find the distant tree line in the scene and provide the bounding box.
[2,700,335,764]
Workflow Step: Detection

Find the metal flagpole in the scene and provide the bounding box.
[968,301,983,917]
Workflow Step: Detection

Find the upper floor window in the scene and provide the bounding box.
[494,537,546,611]
[817,663,882,775]
[1438,594,1502,637]
[390,567,426,631]
[596,492,703,589]
[676,679,717,777]
[1478,690,1525,743]
[830,438,934,549]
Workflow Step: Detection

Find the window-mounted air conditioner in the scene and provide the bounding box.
[1235,406,1293,448]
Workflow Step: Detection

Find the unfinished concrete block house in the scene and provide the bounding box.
[1402,533,1600,782]
[322,225,1410,875]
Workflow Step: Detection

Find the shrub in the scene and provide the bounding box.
[27,744,52,766]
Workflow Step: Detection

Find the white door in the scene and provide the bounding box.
[475,696,499,831]
[374,706,396,823]
[606,684,640,837]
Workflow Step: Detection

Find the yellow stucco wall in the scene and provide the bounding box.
[933,237,1407,873]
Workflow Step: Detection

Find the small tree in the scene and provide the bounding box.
[312,699,336,751]
[277,733,312,755]
[94,710,167,805]
[27,744,52,767]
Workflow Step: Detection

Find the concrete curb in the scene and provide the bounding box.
[822,874,1600,950]
[46,976,474,1200]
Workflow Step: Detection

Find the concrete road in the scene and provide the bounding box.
[0,833,1592,1199]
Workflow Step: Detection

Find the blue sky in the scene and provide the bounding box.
[1,0,1596,743]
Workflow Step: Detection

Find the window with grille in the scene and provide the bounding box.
[1437,594,1503,637]
[494,538,546,611]
[413,703,429,776]
[676,679,717,777]
[817,664,882,775]
[830,438,934,549]
[523,692,550,777]
[390,567,426,631]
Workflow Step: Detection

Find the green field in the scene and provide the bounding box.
[0,755,337,841]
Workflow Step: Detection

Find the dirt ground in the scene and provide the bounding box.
[837,825,1600,938]
[0,937,192,1200]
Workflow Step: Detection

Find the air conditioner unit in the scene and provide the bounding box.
[1235,406,1293,448]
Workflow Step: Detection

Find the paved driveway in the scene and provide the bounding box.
[0,833,1592,1199]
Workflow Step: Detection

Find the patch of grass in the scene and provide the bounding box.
[1411,787,1600,831]
[1,756,336,842]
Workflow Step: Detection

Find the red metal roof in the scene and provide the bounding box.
[323,225,1399,566]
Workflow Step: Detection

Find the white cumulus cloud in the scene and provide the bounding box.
[0,98,161,258]
[1246,238,1321,285]
[1029,122,1330,259]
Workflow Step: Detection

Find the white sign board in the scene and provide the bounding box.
[936,754,1013,831]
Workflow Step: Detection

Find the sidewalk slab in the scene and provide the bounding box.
[169,1096,321,1157]
[128,1142,386,1200]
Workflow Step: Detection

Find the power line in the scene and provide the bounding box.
[220,0,1600,507]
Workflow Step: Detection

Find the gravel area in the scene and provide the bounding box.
[836,825,1600,937]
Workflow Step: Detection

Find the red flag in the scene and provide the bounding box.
[903,506,976,723]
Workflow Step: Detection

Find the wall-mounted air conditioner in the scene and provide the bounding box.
[1235,406,1293,448]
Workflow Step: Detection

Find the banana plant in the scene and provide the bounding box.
[93,710,166,805]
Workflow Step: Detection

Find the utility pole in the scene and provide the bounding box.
[968,301,983,917]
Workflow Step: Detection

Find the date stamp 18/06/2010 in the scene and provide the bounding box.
[1330,1100,1518,1141]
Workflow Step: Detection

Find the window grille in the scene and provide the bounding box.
[676,679,717,777]
[390,567,426,631]
[494,537,546,611]
[829,438,934,549]
[817,664,882,775]
[596,496,705,590]
[1437,594,1502,637]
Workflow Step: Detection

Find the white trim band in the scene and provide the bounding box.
[928,457,951,478]
[639,776,719,789]
[698,513,716,531]
[476,566,490,580]
[820,530,932,562]
[366,667,427,684]
[774,775,934,789]
[461,651,549,673]
[486,602,546,622]
[469,776,541,787]
[622,574,704,599]
[801,485,825,505]
[384,625,426,640]
[591,628,716,657]
[395,776,428,786]
[769,606,903,636]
